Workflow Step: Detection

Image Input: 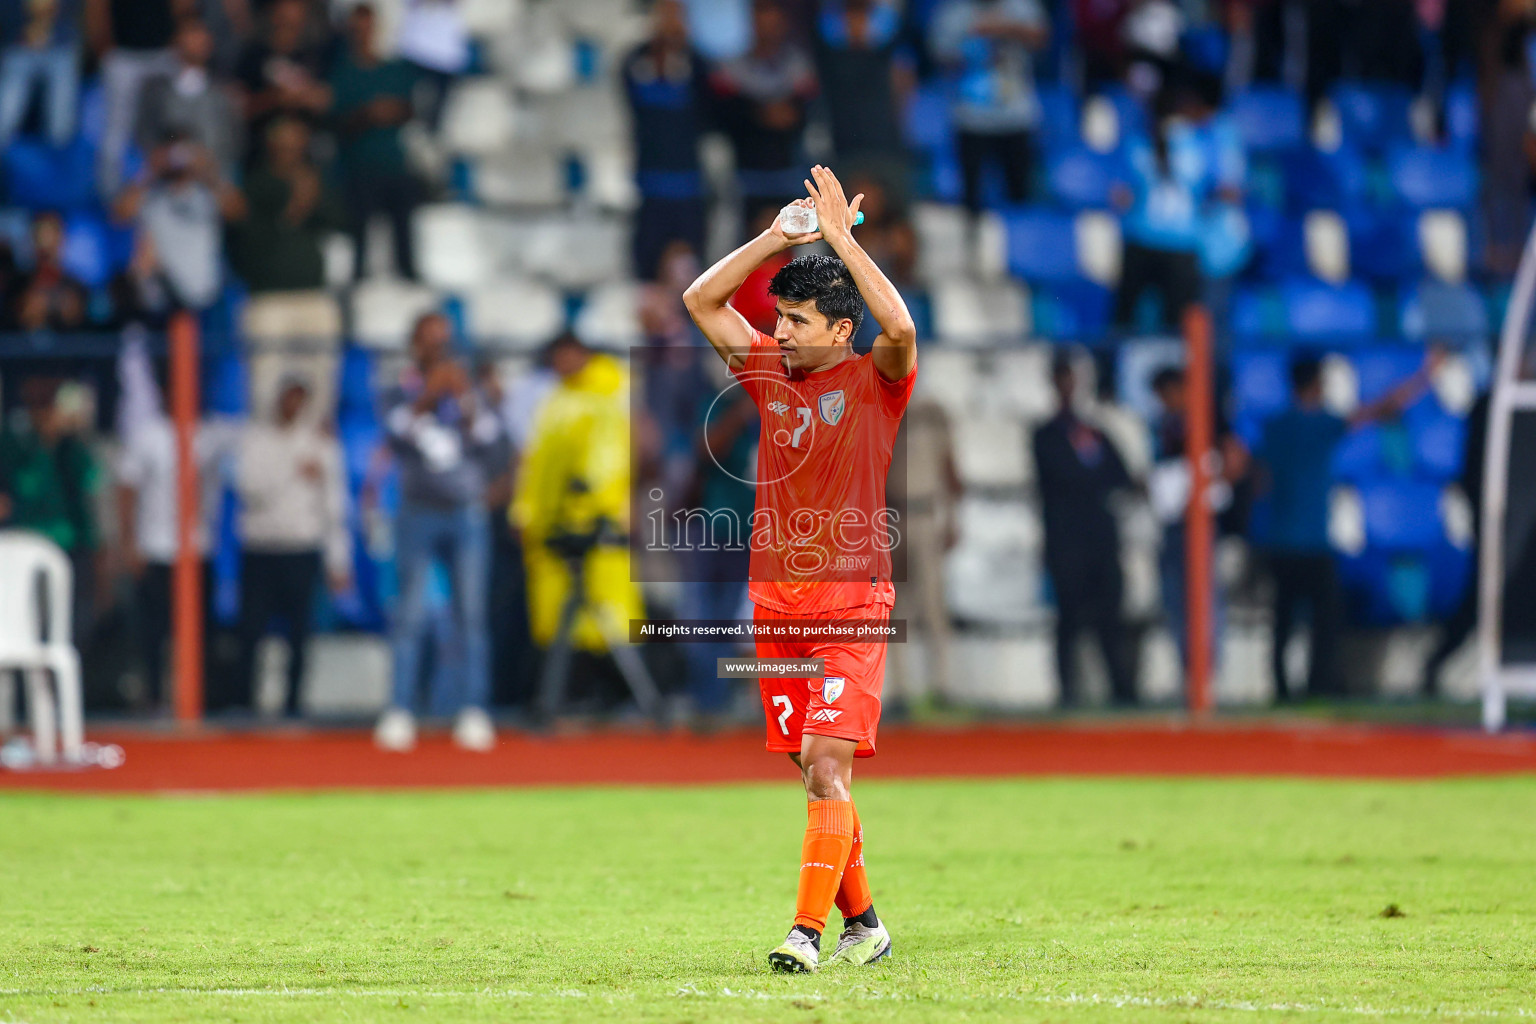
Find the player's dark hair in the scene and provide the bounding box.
[1290,354,1324,393]
[767,254,865,336]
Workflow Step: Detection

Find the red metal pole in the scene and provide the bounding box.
[169,311,203,724]
[1183,305,1215,717]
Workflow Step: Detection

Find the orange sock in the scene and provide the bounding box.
[793,799,855,934]
[834,804,873,922]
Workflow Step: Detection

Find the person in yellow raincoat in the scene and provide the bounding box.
[512,333,645,653]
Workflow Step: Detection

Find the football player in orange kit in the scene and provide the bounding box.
[683,165,917,972]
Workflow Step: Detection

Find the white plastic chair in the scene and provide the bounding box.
[0,531,83,764]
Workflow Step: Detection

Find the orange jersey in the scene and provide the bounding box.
[730,330,916,615]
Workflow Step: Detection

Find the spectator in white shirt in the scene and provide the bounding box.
[115,349,235,713]
[226,376,352,717]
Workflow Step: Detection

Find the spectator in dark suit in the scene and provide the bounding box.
[710,0,818,222]
[1033,352,1139,707]
[329,2,420,282]
[814,0,910,173]
[622,0,711,281]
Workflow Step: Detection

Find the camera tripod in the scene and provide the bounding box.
[534,525,662,723]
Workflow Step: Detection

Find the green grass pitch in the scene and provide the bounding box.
[4,777,1535,1023]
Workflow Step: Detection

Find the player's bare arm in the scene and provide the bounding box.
[803,165,918,382]
[682,199,825,370]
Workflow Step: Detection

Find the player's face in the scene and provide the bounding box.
[773,298,850,372]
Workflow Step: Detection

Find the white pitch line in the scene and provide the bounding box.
[2,987,1533,1018]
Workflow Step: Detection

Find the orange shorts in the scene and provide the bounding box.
[755,598,889,758]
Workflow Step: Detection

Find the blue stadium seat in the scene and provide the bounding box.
[1484,280,1512,330]
[1182,24,1229,76]
[1399,279,1488,340]
[1231,86,1306,153]
[1389,147,1478,209]
[903,82,953,155]
[928,150,963,203]
[1231,284,1286,341]
[338,418,383,492]
[1,137,96,210]
[1335,550,1381,622]
[1247,206,1307,280]
[1339,549,1437,625]
[1099,85,1149,141]
[1281,147,1368,211]
[1352,347,1427,408]
[59,213,114,288]
[1384,555,1432,622]
[1231,350,1291,423]
[1408,407,1465,481]
[1045,147,1124,208]
[1330,82,1413,153]
[1030,279,1110,338]
[337,348,378,419]
[1281,278,1375,342]
[1003,206,1080,282]
[1037,82,1079,152]
[1360,479,1445,551]
[1444,80,1478,152]
[1245,154,1287,209]
[1344,207,1419,282]
[1425,540,1473,618]
[1331,424,1386,483]
[205,352,248,416]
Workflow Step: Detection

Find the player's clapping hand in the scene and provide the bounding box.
[804,165,864,245]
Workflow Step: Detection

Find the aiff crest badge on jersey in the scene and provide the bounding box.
[823,676,846,703]
[818,389,846,426]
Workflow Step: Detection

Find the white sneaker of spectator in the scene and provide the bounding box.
[452,707,496,752]
[374,708,417,753]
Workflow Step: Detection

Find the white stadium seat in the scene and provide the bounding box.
[951,413,1029,488]
[1321,353,1358,417]
[913,202,969,285]
[472,152,566,208]
[931,279,1030,346]
[1328,486,1366,555]
[1311,98,1343,152]
[439,78,516,157]
[945,497,1044,624]
[415,204,491,291]
[517,216,628,288]
[464,278,566,352]
[1076,211,1122,287]
[459,0,522,36]
[498,13,575,94]
[913,349,979,418]
[574,281,643,348]
[323,232,354,289]
[555,0,644,40]
[547,87,631,154]
[1304,209,1350,283]
[982,347,1056,422]
[1431,352,1476,415]
[351,281,442,351]
[1419,210,1468,284]
[1081,95,1119,153]
[582,148,640,211]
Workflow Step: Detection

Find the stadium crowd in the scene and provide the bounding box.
[0,0,1521,741]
